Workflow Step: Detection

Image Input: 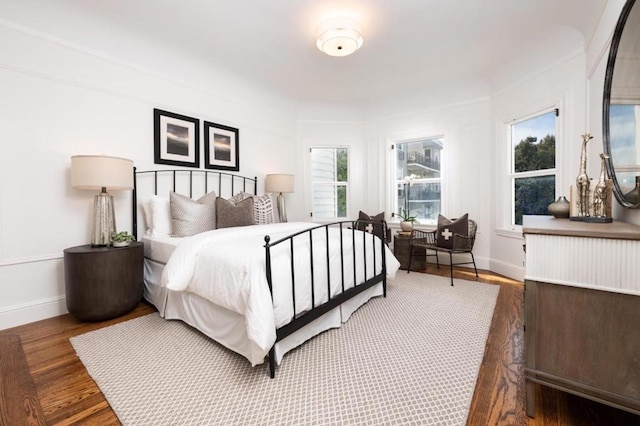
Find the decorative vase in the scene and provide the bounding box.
[548,196,570,218]
[112,241,130,247]
[400,221,413,232]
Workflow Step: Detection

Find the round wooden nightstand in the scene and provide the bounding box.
[63,242,144,321]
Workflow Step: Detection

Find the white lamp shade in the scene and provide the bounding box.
[316,18,364,57]
[265,174,294,193]
[71,155,133,190]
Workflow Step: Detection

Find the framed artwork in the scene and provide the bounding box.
[154,109,200,168]
[204,121,239,171]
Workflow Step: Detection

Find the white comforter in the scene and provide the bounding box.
[161,222,400,359]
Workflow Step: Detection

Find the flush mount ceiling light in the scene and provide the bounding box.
[316,17,364,57]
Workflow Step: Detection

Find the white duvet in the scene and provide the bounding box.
[161,222,400,359]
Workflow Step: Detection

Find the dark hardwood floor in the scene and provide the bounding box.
[1,266,638,425]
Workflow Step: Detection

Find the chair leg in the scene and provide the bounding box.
[435,250,440,269]
[407,245,414,273]
[471,252,479,278]
[449,252,454,286]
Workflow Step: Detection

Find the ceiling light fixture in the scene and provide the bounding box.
[316,17,364,57]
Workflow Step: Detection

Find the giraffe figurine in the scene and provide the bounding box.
[592,153,610,218]
[576,133,593,217]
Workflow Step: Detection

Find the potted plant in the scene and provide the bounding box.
[399,209,417,232]
[111,231,135,247]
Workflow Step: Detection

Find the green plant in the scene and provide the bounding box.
[399,209,417,223]
[111,231,135,243]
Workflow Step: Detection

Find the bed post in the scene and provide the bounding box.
[264,235,277,378]
[132,166,137,240]
[382,220,387,297]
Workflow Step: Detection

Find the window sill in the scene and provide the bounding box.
[388,221,436,231]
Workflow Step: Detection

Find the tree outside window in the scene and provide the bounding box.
[510,110,557,225]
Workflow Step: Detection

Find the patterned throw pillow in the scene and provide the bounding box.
[252,193,274,224]
[436,213,469,249]
[216,197,256,229]
[170,191,217,237]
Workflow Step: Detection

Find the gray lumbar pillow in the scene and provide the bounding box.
[170,191,217,237]
[216,197,255,229]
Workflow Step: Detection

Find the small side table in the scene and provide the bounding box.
[394,232,426,270]
[64,242,144,321]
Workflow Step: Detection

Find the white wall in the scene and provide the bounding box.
[0,23,297,329]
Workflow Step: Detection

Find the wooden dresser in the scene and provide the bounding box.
[522,215,640,417]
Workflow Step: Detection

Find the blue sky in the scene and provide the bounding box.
[512,110,556,146]
[610,105,637,163]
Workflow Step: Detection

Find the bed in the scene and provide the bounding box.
[133,169,400,377]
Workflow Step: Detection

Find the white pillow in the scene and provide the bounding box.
[147,195,171,236]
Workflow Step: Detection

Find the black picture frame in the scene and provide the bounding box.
[154,109,200,168]
[204,121,239,171]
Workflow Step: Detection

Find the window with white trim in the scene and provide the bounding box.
[394,137,443,224]
[310,147,348,219]
[508,109,557,226]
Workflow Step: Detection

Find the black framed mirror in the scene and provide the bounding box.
[603,0,640,208]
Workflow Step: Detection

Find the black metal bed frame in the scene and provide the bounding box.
[133,169,388,378]
[264,220,387,377]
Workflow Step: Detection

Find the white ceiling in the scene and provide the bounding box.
[0,0,608,105]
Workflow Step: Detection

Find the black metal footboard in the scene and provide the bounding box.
[263,220,388,378]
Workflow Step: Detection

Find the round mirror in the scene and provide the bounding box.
[603,0,640,208]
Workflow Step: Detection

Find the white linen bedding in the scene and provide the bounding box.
[141,233,183,264]
[160,222,400,364]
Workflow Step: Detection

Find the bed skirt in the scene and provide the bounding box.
[143,258,383,367]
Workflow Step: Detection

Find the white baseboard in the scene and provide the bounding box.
[0,296,68,330]
[489,259,524,282]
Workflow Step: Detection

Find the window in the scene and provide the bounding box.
[395,137,443,224]
[310,147,348,219]
[509,109,557,226]
[610,104,640,194]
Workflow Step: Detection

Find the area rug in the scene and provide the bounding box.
[70,273,499,425]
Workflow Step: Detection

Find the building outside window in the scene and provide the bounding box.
[509,109,557,226]
[395,137,443,224]
[310,147,348,219]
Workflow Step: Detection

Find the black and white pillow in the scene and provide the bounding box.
[436,213,469,249]
[356,211,387,242]
[252,193,275,224]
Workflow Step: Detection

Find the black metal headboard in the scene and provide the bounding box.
[132,168,258,239]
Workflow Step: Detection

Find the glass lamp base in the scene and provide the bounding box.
[91,192,116,246]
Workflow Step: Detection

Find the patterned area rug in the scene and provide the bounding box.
[70,273,499,425]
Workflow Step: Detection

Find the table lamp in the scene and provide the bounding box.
[265,174,294,222]
[71,155,134,246]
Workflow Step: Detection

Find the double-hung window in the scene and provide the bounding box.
[508,109,557,226]
[394,137,443,224]
[310,147,348,219]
